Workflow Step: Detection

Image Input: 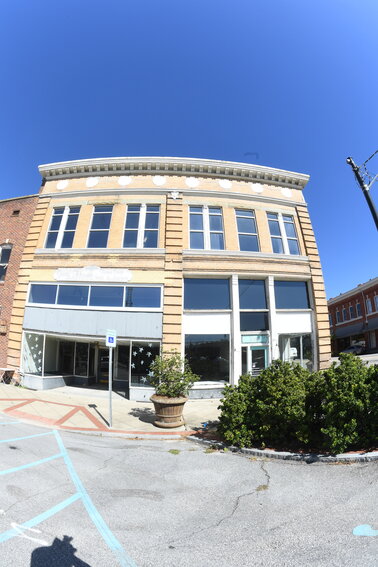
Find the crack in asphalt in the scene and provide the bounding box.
[164,460,271,549]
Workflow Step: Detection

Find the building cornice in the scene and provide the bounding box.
[38,157,309,190]
[328,276,378,304]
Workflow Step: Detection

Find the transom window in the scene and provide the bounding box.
[189,206,224,250]
[235,209,259,252]
[46,206,81,249]
[274,281,310,309]
[124,204,160,248]
[184,278,230,309]
[28,284,162,309]
[267,212,300,255]
[0,244,12,281]
[87,205,113,248]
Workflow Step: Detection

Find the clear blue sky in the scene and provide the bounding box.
[1,0,377,299]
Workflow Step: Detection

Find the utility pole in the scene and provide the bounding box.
[346,155,378,231]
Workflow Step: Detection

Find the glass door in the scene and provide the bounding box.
[241,346,268,376]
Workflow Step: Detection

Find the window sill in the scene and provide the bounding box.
[183,249,309,261]
[35,248,166,255]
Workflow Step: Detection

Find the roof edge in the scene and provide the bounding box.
[38,156,310,190]
[328,276,378,304]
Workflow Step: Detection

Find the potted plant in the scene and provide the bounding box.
[149,351,198,428]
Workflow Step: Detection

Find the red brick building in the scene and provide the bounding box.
[0,195,38,366]
[328,277,378,355]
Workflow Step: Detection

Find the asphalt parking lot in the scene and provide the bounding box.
[0,419,377,566]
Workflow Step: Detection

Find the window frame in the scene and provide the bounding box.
[27,283,163,311]
[349,305,355,319]
[374,296,378,312]
[0,244,12,282]
[189,205,225,250]
[274,280,310,310]
[267,212,300,255]
[235,209,260,252]
[45,206,81,249]
[366,298,373,314]
[123,204,160,249]
[87,205,113,249]
[356,302,362,317]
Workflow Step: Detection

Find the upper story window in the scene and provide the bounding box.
[0,245,12,281]
[356,302,362,317]
[184,278,230,309]
[28,284,162,310]
[342,307,347,321]
[349,305,355,319]
[274,281,310,309]
[267,212,300,255]
[189,206,224,250]
[374,296,378,312]
[87,205,113,248]
[366,298,373,314]
[45,207,80,249]
[124,205,160,248]
[329,313,333,326]
[336,309,341,323]
[235,209,259,252]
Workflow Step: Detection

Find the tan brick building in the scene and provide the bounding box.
[0,194,38,367]
[9,157,330,400]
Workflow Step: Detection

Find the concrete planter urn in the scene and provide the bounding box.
[148,351,198,429]
[150,395,188,428]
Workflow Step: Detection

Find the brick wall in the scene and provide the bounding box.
[0,195,38,367]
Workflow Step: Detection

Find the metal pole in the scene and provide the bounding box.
[346,156,378,230]
[108,346,113,428]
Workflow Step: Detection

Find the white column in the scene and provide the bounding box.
[231,274,241,385]
[267,276,279,361]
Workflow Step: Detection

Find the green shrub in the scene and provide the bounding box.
[321,353,370,454]
[365,363,378,447]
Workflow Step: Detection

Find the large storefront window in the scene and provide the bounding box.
[185,334,229,381]
[279,334,313,371]
[184,279,230,310]
[274,281,310,309]
[130,342,160,387]
[23,333,44,375]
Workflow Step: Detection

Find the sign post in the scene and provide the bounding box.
[105,330,117,428]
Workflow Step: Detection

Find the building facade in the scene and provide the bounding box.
[7,157,330,401]
[0,195,38,367]
[328,277,378,354]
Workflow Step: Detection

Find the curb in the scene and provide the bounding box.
[187,436,378,463]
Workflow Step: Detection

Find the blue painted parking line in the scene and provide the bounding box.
[54,430,137,567]
[353,524,378,536]
[0,452,64,476]
[0,431,53,444]
[0,493,81,543]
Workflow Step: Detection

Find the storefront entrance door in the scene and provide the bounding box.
[242,346,268,376]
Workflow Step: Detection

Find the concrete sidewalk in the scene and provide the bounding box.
[0,383,220,438]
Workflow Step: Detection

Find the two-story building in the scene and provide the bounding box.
[6,157,330,400]
[328,277,378,354]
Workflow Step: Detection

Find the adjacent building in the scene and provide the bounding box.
[0,195,38,368]
[6,157,330,400]
[328,277,378,354]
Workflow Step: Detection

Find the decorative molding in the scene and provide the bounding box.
[38,156,310,190]
[35,248,166,256]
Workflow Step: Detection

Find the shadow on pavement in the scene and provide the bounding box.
[129,407,155,424]
[30,535,91,566]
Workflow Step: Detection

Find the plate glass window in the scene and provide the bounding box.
[279,334,313,371]
[185,334,229,381]
[274,281,309,309]
[184,279,230,309]
[87,205,112,248]
[124,205,159,248]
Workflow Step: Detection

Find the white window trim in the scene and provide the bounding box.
[86,205,113,248]
[235,209,260,252]
[268,212,300,255]
[124,204,160,249]
[189,205,224,250]
[27,282,163,311]
[45,206,80,249]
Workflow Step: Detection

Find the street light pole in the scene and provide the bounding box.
[346,156,378,230]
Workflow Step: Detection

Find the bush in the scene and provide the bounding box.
[218,354,378,454]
